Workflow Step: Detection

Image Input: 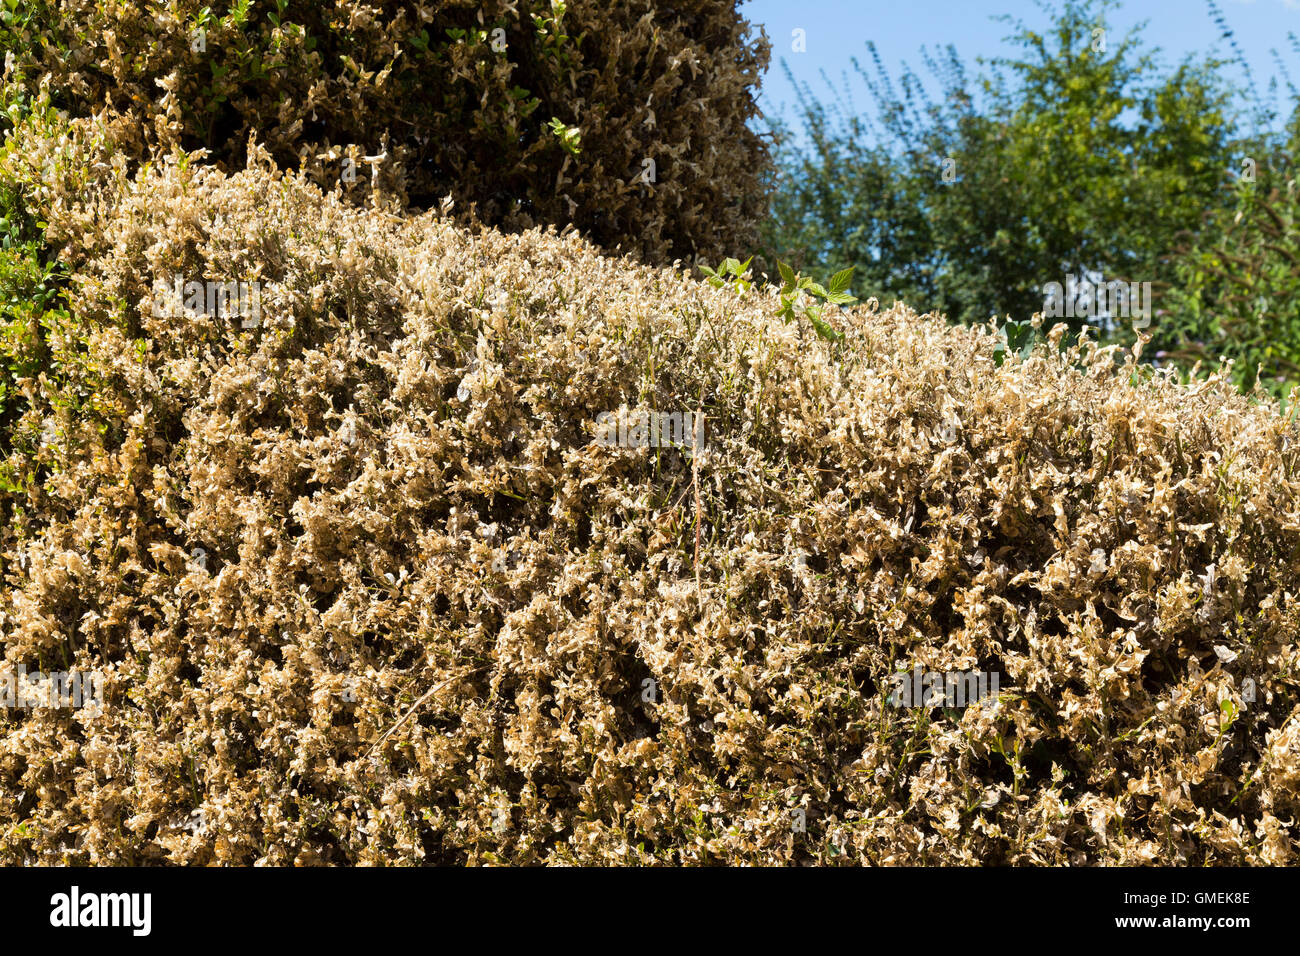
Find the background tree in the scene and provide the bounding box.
[761,0,1239,340]
[1158,111,1300,396]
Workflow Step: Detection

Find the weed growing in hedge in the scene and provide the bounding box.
[775,260,856,342]
[698,256,754,295]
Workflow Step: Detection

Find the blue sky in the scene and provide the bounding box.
[742,0,1300,130]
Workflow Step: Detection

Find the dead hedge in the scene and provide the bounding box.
[0,133,1299,864]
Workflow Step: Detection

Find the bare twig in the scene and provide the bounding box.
[365,674,462,760]
[693,409,704,597]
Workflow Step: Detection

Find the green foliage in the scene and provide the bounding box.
[774,261,856,343]
[0,180,72,496]
[3,0,772,267]
[759,106,936,309]
[763,0,1238,339]
[546,117,582,156]
[0,68,55,448]
[1159,132,1300,398]
[992,317,1041,367]
[0,71,84,491]
[698,256,754,295]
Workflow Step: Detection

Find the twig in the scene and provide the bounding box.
[365,674,461,760]
[693,408,704,597]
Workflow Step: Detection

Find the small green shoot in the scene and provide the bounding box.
[698,256,754,295]
[775,261,856,342]
[547,117,582,155]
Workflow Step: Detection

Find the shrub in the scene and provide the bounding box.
[0,0,772,265]
[1,150,1298,864]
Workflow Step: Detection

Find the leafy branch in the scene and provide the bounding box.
[775,261,856,342]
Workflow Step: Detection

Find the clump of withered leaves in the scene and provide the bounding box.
[1,133,1298,865]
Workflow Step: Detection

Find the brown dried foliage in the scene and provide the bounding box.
[1,136,1299,865]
